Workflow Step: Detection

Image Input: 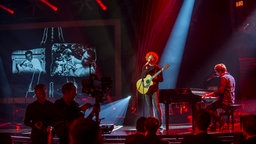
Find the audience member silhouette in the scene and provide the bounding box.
[144,116,169,144]
[125,116,146,144]
[24,84,54,144]
[241,114,256,144]
[52,82,92,144]
[0,133,13,144]
[69,117,103,144]
[181,109,225,144]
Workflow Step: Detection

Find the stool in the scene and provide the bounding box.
[219,104,241,131]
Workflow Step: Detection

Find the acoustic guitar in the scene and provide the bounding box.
[136,64,170,94]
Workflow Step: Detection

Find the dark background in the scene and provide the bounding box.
[0,0,256,124]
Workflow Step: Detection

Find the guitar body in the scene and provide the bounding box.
[136,64,170,94]
[136,74,153,94]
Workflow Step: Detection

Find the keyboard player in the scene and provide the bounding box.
[201,63,236,130]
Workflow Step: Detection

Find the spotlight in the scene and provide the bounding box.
[40,0,58,12]
[15,125,21,131]
[236,0,244,7]
[0,4,14,15]
[96,0,107,11]
[100,97,130,125]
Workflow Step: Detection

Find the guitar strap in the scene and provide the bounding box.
[141,66,155,78]
[147,66,155,72]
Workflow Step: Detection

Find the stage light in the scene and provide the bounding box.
[40,0,58,12]
[0,4,14,15]
[187,115,192,123]
[96,0,107,11]
[160,0,195,89]
[99,96,131,125]
[236,0,244,7]
[15,125,21,131]
[81,97,89,101]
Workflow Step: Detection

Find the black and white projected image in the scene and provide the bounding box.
[51,43,96,77]
[11,48,46,74]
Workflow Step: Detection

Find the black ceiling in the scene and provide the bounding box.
[0,0,136,24]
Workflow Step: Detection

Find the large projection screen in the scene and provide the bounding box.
[0,20,121,102]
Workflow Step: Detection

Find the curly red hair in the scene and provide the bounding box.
[145,51,159,63]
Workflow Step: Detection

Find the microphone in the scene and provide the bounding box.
[144,58,151,67]
[206,73,218,81]
[144,59,151,69]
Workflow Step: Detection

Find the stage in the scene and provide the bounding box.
[0,121,244,144]
[0,99,255,143]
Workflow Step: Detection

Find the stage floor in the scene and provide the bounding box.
[1,99,254,143]
[0,121,244,144]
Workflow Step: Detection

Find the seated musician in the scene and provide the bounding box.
[202,63,236,130]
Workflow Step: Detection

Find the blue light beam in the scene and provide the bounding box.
[99,96,131,125]
[160,0,195,89]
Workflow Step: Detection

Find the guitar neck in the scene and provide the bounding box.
[151,68,164,79]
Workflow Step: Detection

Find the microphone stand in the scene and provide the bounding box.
[140,66,148,117]
[141,76,145,117]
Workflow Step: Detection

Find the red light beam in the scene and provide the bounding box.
[0,4,14,14]
[40,0,58,12]
[96,0,107,11]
